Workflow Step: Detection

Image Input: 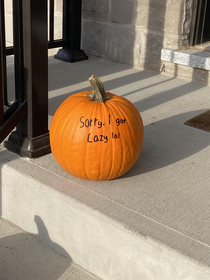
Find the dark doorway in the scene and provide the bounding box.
[190,0,210,45]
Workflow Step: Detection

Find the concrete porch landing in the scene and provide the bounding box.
[1,56,210,280]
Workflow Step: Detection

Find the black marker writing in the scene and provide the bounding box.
[87,133,108,143]
[80,116,103,128]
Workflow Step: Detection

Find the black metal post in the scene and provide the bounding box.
[13,0,24,103]
[54,0,88,62]
[4,0,51,158]
[0,34,3,126]
[49,0,55,42]
[0,0,8,107]
[0,64,3,126]
[0,0,4,126]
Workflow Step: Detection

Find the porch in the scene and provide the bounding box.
[1,54,210,280]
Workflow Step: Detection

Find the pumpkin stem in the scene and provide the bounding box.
[88,75,111,102]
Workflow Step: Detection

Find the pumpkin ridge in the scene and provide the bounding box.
[125,105,143,164]
[102,102,113,180]
[98,104,104,180]
[53,100,80,172]
[51,95,90,174]
[100,102,113,180]
[72,99,97,179]
[117,110,125,178]
[50,104,70,160]
[96,102,110,180]
[112,99,138,147]
[109,98,143,176]
[84,101,99,180]
[106,103,122,179]
[67,99,95,178]
[65,107,84,176]
[108,101,132,178]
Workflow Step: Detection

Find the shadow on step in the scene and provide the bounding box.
[0,216,72,280]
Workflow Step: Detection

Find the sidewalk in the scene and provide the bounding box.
[1,55,210,280]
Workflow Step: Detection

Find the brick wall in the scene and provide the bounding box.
[82,0,194,71]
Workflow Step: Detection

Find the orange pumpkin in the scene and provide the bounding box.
[50,75,144,180]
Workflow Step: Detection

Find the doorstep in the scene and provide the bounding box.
[1,55,210,280]
[161,43,210,84]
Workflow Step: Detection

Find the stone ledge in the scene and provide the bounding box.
[161,48,210,71]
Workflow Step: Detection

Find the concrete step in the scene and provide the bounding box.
[0,218,101,280]
[1,56,210,280]
[161,45,210,85]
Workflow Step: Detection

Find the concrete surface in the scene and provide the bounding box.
[1,55,210,280]
[0,218,101,280]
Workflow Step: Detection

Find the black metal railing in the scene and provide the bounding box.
[5,0,88,62]
[0,0,87,158]
[0,0,27,145]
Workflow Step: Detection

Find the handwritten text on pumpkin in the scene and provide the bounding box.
[79,115,127,143]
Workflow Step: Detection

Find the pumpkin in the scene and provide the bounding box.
[50,75,144,181]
